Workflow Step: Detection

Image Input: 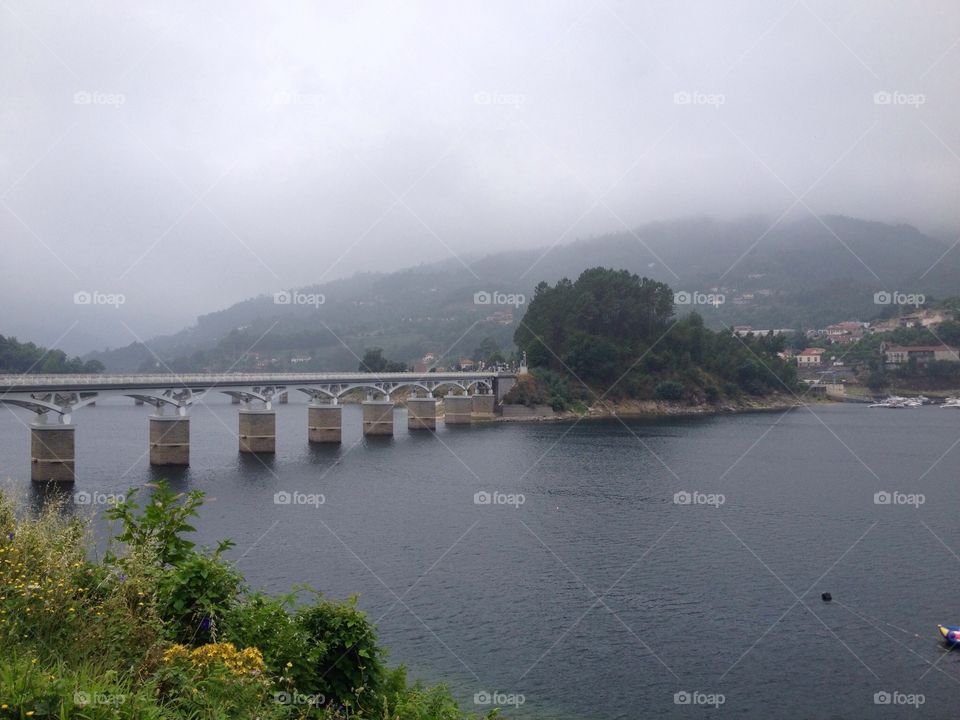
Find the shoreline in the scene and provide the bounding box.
[492,394,834,423]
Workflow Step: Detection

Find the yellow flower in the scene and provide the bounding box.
[286,661,293,668]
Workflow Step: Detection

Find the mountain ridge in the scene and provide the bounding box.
[83,214,958,372]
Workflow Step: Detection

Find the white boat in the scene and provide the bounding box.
[941,397,960,409]
[869,395,919,408]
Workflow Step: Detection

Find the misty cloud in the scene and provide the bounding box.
[1,0,957,352]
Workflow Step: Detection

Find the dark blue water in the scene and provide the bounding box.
[2,398,960,718]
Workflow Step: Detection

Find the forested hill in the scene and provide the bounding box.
[0,335,104,374]
[84,215,958,372]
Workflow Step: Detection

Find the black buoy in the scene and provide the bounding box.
[821,592,832,602]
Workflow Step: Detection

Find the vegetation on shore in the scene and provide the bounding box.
[509,268,798,410]
[0,335,103,374]
[0,483,495,719]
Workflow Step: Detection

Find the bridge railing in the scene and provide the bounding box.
[0,370,508,388]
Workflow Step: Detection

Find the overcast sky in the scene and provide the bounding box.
[2,0,958,352]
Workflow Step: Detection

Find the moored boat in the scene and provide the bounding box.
[937,624,960,643]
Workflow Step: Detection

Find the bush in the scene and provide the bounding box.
[653,380,684,401]
[0,483,495,720]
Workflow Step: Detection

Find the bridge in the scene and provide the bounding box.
[0,371,518,483]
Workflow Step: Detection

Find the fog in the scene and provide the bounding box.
[1,0,958,352]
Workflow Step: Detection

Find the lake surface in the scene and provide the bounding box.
[2,398,960,718]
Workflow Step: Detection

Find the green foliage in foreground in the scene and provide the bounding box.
[0,483,496,720]
[514,267,799,404]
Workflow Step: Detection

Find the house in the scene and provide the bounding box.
[825,322,866,345]
[485,310,514,325]
[796,348,826,367]
[884,344,960,368]
[899,310,948,328]
[459,357,476,370]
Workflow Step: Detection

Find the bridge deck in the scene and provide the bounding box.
[0,371,511,394]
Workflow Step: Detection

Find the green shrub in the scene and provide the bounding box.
[653,380,684,401]
[0,482,491,720]
[159,550,244,644]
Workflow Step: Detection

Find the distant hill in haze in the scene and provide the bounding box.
[84,215,960,372]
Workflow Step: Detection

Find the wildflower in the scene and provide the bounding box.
[286,661,293,668]
[199,616,211,632]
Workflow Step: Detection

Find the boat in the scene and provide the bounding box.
[941,397,960,409]
[938,624,960,644]
[868,396,915,408]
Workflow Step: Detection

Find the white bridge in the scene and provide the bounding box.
[0,371,518,482]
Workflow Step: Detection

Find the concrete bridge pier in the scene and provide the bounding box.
[308,401,342,443]
[239,408,276,453]
[149,415,190,465]
[31,423,76,482]
[472,393,495,418]
[444,394,473,425]
[407,396,437,430]
[362,396,394,436]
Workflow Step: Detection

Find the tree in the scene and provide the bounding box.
[358,347,406,373]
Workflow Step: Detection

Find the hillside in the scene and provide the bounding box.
[84,215,959,372]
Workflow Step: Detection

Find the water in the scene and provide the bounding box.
[2,398,960,718]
